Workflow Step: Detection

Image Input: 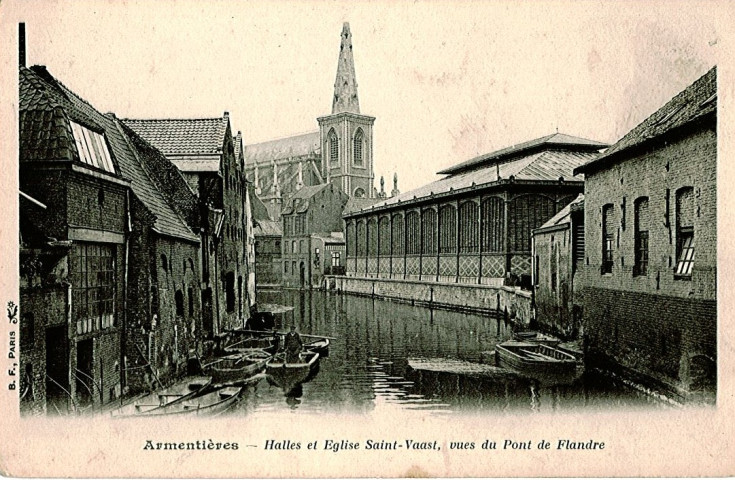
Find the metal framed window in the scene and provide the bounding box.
[675,187,695,278]
[634,197,649,276]
[602,204,614,274]
[71,243,115,334]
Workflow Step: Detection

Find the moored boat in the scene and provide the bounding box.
[303,338,330,356]
[205,350,271,385]
[110,376,212,417]
[495,341,577,376]
[512,331,561,347]
[150,385,244,416]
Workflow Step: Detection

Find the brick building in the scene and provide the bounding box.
[281,183,349,288]
[251,189,283,287]
[124,114,253,335]
[343,133,608,288]
[531,194,585,338]
[19,64,208,410]
[574,67,717,402]
[19,65,130,413]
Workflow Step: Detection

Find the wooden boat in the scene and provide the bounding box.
[495,341,577,376]
[110,376,212,417]
[266,351,320,392]
[512,331,561,347]
[205,350,271,385]
[303,337,330,356]
[151,385,243,416]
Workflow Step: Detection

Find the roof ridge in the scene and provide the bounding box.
[122,116,227,123]
[246,129,321,146]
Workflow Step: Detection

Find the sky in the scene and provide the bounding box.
[2,0,726,193]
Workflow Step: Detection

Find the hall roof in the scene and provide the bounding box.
[438,133,608,175]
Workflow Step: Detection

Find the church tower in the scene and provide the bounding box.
[318,22,376,198]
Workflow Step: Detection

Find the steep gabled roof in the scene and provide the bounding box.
[20,65,198,243]
[438,133,608,175]
[123,114,229,156]
[575,67,716,175]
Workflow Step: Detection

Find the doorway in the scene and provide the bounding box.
[75,338,94,408]
[45,325,69,414]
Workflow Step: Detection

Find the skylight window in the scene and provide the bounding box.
[70,121,115,173]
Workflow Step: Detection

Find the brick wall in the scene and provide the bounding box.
[580,124,716,399]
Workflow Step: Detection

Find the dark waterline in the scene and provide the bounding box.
[231,290,668,416]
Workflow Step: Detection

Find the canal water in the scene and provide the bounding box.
[231,290,668,416]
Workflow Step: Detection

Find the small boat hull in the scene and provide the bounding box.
[110,376,212,417]
[495,341,577,377]
[266,351,320,393]
[151,386,243,416]
[513,331,561,347]
[303,338,330,357]
[206,350,271,385]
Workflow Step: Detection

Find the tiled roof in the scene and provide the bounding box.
[234,131,243,160]
[170,159,220,172]
[245,131,321,165]
[122,114,229,156]
[253,219,282,236]
[576,67,716,174]
[249,189,272,221]
[352,144,599,215]
[344,196,383,215]
[282,184,331,215]
[20,65,198,243]
[438,133,608,175]
[312,232,345,244]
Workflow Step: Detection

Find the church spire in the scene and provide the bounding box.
[332,22,360,114]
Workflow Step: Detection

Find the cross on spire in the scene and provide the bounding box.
[332,22,360,114]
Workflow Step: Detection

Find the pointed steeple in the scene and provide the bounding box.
[332,22,360,114]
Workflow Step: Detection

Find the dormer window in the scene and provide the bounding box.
[70,121,115,173]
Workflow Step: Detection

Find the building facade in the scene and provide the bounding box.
[343,134,608,289]
[281,183,349,288]
[531,194,585,338]
[124,115,253,336]
[251,187,283,287]
[574,67,717,401]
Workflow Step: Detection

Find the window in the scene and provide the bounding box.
[70,121,115,173]
[275,240,281,250]
[550,236,557,292]
[329,129,338,164]
[634,197,649,276]
[367,218,378,255]
[405,211,421,255]
[676,187,695,277]
[481,197,504,253]
[391,214,405,256]
[356,221,367,256]
[225,272,235,313]
[354,188,366,198]
[161,254,168,273]
[332,251,341,267]
[292,241,297,254]
[379,217,391,255]
[284,262,289,274]
[421,209,437,255]
[175,290,184,317]
[602,204,614,274]
[439,205,457,254]
[459,201,479,253]
[354,129,364,166]
[188,287,195,317]
[71,244,115,334]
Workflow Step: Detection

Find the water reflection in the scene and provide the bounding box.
[230,290,666,415]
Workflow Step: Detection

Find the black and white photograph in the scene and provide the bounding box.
[1,0,732,477]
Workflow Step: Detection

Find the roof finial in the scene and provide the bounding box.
[332,22,360,114]
[391,172,400,197]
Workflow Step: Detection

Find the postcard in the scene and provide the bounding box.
[1,0,734,477]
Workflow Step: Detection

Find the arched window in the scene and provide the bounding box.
[676,187,695,277]
[421,209,437,255]
[346,220,357,257]
[459,201,479,253]
[161,254,168,273]
[367,218,378,255]
[634,197,649,276]
[354,187,366,198]
[406,211,421,255]
[329,129,338,164]
[509,194,555,252]
[354,129,364,166]
[482,197,504,252]
[356,221,367,256]
[391,214,405,256]
[378,216,391,255]
[439,205,457,254]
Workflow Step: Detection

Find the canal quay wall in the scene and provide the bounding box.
[329,276,532,324]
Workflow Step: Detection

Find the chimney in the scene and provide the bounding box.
[19,23,25,67]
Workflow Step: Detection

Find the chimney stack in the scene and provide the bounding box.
[19,23,26,67]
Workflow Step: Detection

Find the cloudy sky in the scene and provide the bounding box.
[4,0,724,193]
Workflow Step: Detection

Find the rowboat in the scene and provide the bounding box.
[495,341,577,376]
[512,331,561,347]
[303,337,330,357]
[266,351,320,393]
[110,376,212,417]
[146,385,243,416]
[205,350,271,385]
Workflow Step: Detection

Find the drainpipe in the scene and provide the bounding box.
[121,189,131,391]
